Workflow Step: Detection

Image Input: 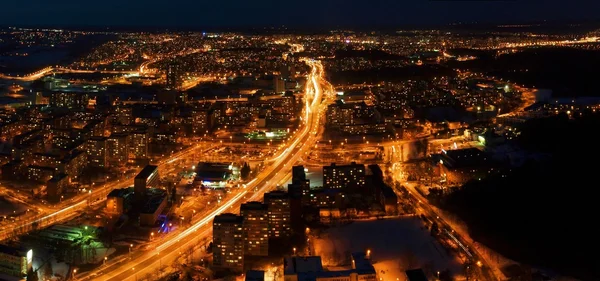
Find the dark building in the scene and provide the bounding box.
[367,165,398,214]
[431,147,492,184]
[288,165,310,205]
[46,173,68,201]
[134,165,159,201]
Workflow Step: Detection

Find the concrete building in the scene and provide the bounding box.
[240,201,269,256]
[212,213,244,272]
[106,188,134,215]
[61,150,87,182]
[86,136,108,168]
[49,92,89,110]
[323,162,366,190]
[46,173,68,201]
[26,165,56,183]
[194,162,232,188]
[107,133,129,165]
[284,253,376,281]
[0,244,32,280]
[264,191,291,238]
[134,165,159,201]
[129,129,149,160]
[139,188,167,226]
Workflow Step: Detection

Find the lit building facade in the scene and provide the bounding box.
[129,129,149,160]
[240,202,269,256]
[107,133,129,165]
[213,213,244,272]
[264,191,291,238]
[86,136,108,168]
[323,162,366,190]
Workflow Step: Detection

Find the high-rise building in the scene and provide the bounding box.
[264,191,291,238]
[273,75,285,94]
[134,165,159,201]
[323,162,366,190]
[166,63,182,89]
[86,136,108,167]
[107,133,129,165]
[213,213,244,272]
[115,106,134,125]
[240,202,269,256]
[49,92,89,110]
[289,165,310,205]
[129,129,148,160]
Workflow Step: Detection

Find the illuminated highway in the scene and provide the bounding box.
[0,142,218,241]
[79,59,334,281]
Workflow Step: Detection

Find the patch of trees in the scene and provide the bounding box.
[329,65,455,85]
[441,113,600,280]
[334,49,407,61]
[447,47,600,97]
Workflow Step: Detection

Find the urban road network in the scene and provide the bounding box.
[0,54,501,281]
[74,59,335,281]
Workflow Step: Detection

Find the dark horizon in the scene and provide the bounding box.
[2,0,600,31]
[4,19,600,34]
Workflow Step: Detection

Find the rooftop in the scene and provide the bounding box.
[0,244,28,257]
[241,201,268,211]
[214,213,244,224]
[135,165,159,180]
[284,256,323,275]
[141,188,167,214]
[107,187,134,198]
[48,173,68,183]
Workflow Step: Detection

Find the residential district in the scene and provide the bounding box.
[0,26,592,281]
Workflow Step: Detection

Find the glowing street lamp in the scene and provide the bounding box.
[293,247,296,255]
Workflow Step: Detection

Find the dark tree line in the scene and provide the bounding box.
[441,112,600,280]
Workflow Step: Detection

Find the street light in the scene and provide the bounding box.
[129,244,133,254]
[293,247,296,255]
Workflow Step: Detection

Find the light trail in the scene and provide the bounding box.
[84,57,333,281]
[156,191,248,252]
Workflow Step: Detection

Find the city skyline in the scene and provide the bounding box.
[0,5,598,281]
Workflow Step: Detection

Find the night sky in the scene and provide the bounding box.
[1,0,599,28]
